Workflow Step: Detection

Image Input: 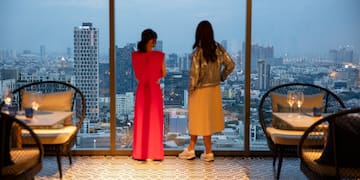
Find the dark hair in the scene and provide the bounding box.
[192,20,217,62]
[137,28,157,52]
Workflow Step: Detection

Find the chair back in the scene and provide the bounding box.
[0,112,44,179]
[258,83,345,138]
[11,80,86,134]
[299,107,360,179]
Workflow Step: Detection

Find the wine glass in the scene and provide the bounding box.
[287,90,296,112]
[296,91,304,113]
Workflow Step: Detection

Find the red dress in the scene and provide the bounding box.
[131,51,165,160]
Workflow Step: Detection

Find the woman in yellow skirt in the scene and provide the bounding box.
[179,20,235,161]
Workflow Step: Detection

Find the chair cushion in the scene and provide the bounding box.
[21,125,77,144]
[277,104,318,114]
[21,90,74,111]
[266,127,304,145]
[1,149,40,176]
[21,90,74,126]
[270,93,324,129]
[316,113,360,167]
[11,123,23,148]
[302,149,360,177]
[269,92,324,112]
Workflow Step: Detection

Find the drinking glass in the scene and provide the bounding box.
[3,89,12,106]
[287,90,296,112]
[296,91,304,113]
[31,92,42,111]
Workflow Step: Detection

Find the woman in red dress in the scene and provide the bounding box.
[131,29,166,161]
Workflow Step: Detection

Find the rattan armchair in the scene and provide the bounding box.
[11,80,86,178]
[258,83,345,179]
[1,112,44,180]
[299,108,360,180]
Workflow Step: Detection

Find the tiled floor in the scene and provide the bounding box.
[36,156,307,180]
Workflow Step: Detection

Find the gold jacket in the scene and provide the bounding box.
[189,44,235,95]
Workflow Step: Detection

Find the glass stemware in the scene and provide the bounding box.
[287,90,296,112]
[296,91,304,113]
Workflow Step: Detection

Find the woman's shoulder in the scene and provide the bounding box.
[132,51,142,56]
[132,51,164,56]
[191,47,202,55]
[216,43,226,53]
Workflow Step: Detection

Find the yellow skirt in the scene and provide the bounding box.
[188,85,224,136]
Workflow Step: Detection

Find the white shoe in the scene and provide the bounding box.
[200,152,214,162]
[178,148,196,160]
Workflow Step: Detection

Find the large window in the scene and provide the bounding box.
[1,0,358,154]
[115,0,247,151]
[0,0,110,149]
[250,0,360,150]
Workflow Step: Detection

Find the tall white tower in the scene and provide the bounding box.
[74,22,100,133]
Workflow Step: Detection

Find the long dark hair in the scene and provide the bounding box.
[137,28,157,52]
[192,20,217,62]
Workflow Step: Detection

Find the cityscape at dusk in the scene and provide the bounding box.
[2,1,360,179]
[1,21,359,150]
[1,1,359,151]
[1,0,360,56]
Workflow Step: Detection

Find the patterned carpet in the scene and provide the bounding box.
[36,156,307,180]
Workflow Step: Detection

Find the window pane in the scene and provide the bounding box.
[0,0,110,149]
[250,0,360,150]
[115,0,246,151]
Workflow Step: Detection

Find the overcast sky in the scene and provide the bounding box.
[0,0,359,57]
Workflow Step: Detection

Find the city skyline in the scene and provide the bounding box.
[0,0,360,57]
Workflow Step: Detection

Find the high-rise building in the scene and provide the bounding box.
[242,42,274,72]
[221,40,228,51]
[164,72,189,106]
[74,22,100,133]
[67,47,72,58]
[116,92,134,120]
[167,53,178,71]
[40,45,45,60]
[154,40,163,51]
[257,59,270,90]
[115,44,136,94]
[179,54,190,72]
[329,47,354,64]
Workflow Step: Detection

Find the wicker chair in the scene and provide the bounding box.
[1,112,44,180]
[299,107,360,180]
[258,83,345,179]
[11,81,86,178]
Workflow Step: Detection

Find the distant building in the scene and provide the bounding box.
[115,44,136,94]
[257,59,270,90]
[242,42,274,72]
[116,92,134,120]
[333,80,347,89]
[329,47,354,64]
[167,53,179,72]
[67,47,72,58]
[40,45,45,60]
[164,72,189,106]
[221,40,228,51]
[74,22,100,133]
[154,40,163,51]
[179,54,190,72]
